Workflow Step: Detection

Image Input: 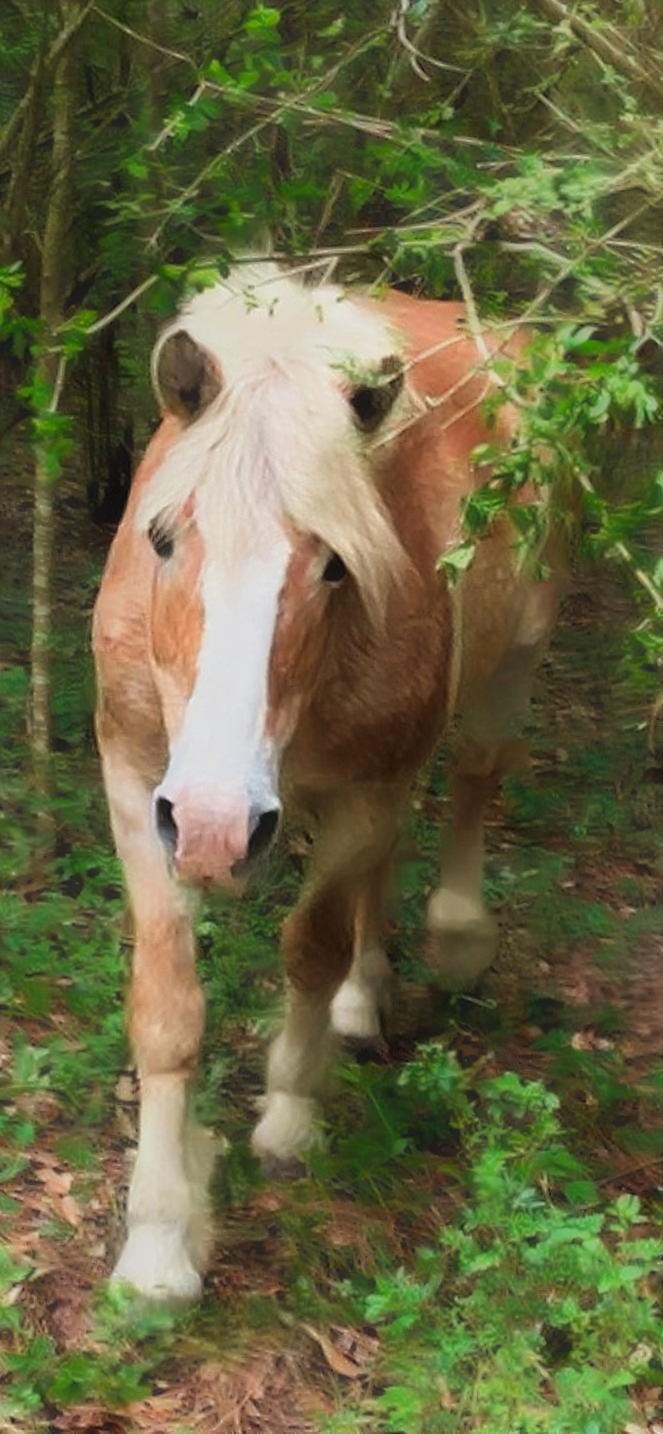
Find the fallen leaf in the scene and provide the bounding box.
[55,1192,82,1227]
[35,1165,73,1198]
[300,1322,365,1379]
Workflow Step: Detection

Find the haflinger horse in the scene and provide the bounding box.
[92,261,560,1300]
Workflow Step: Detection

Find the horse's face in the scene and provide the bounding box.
[139,283,406,888]
[148,518,349,888]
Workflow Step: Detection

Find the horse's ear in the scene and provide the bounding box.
[349,354,404,434]
[154,330,221,421]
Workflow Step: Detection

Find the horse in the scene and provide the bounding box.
[92,261,561,1300]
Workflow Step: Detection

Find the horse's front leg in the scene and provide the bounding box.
[252,793,401,1168]
[104,750,213,1300]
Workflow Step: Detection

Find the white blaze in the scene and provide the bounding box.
[156,536,291,812]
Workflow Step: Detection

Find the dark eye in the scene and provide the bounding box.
[349,358,404,433]
[322,552,347,584]
[148,520,174,560]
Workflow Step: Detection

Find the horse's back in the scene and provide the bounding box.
[369,290,560,717]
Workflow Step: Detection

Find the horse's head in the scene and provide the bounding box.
[136,269,407,888]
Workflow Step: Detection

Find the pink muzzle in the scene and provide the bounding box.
[154,788,279,887]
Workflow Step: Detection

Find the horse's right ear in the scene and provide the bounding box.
[153,330,221,421]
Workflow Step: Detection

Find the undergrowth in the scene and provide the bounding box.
[326,1050,661,1434]
[0,521,661,1430]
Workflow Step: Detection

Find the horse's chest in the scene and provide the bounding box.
[289,603,451,785]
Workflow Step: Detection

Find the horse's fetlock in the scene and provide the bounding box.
[267,1022,333,1099]
[252,1092,321,1165]
[427,886,486,932]
[127,1166,191,1229]
[331,977,383,1041]
[426,886,498,988]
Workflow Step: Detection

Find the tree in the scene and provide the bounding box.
[0,0,661,775]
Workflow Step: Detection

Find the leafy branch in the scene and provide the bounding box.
[532,0,663,105]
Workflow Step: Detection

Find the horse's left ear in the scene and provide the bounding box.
[349,354,404,433]
[153,329,222,421]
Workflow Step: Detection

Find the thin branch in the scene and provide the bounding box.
[92,3,196,70]
[575,469,663,612]
[0,0,93,168]
[147,27,390,246]
[50,354,68,412]
[147,111,280,247]
[537,95,615,158]
[500,240,568,265]
[454,227,663,615]
[532,0,663,105]
[146,82,206,153]
[201,80,503,151]
[597,1155,663,1186]
[390,0,466,77]
[371,365,492,452]
[348,200,483,236]
[519,199,659,325]
[453,242,512,393]
[83,274,158,335]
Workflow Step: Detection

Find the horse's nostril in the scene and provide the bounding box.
[155,796,178,852]
[247,808,280,860]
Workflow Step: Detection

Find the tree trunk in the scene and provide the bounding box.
[30,7,79,798]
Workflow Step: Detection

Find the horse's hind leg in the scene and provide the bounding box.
[102,748,212,1299]
[426,761,505,987]
[427,631,549,988]
[331,859,394,1046]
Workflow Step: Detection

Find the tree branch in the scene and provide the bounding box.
[389,0,466,78]
[0,1,93,168]
[92,3,196,71]
[533,0,663,105]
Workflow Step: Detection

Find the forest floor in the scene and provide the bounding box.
[0,468,661,1434]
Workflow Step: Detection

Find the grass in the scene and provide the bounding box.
[0,491,661,1431]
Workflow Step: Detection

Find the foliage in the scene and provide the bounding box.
[335,1049,661,1434]
[0,550,661,1426]
[0,0,661,641]
[0,2,661,1429]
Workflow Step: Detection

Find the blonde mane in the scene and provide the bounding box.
[136,265,410,616]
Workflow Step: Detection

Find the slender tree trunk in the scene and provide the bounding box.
[30,9,78,798]
[1,50,45,265]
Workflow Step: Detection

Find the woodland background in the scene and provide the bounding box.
[0,3,661,1431]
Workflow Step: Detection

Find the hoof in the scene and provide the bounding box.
[426,889,498,990]
[251,1092,320,1169]
[340,1030,389,1064]
[112,1223,203,1302]
[259,1152,308,1181]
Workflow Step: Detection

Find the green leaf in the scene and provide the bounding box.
[438,541,476,582]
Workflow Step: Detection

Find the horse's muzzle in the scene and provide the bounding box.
[153,789,280,887]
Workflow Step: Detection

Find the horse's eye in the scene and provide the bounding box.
[148,520,174,560]
[349,358,404,433]
[322,552,347,584]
